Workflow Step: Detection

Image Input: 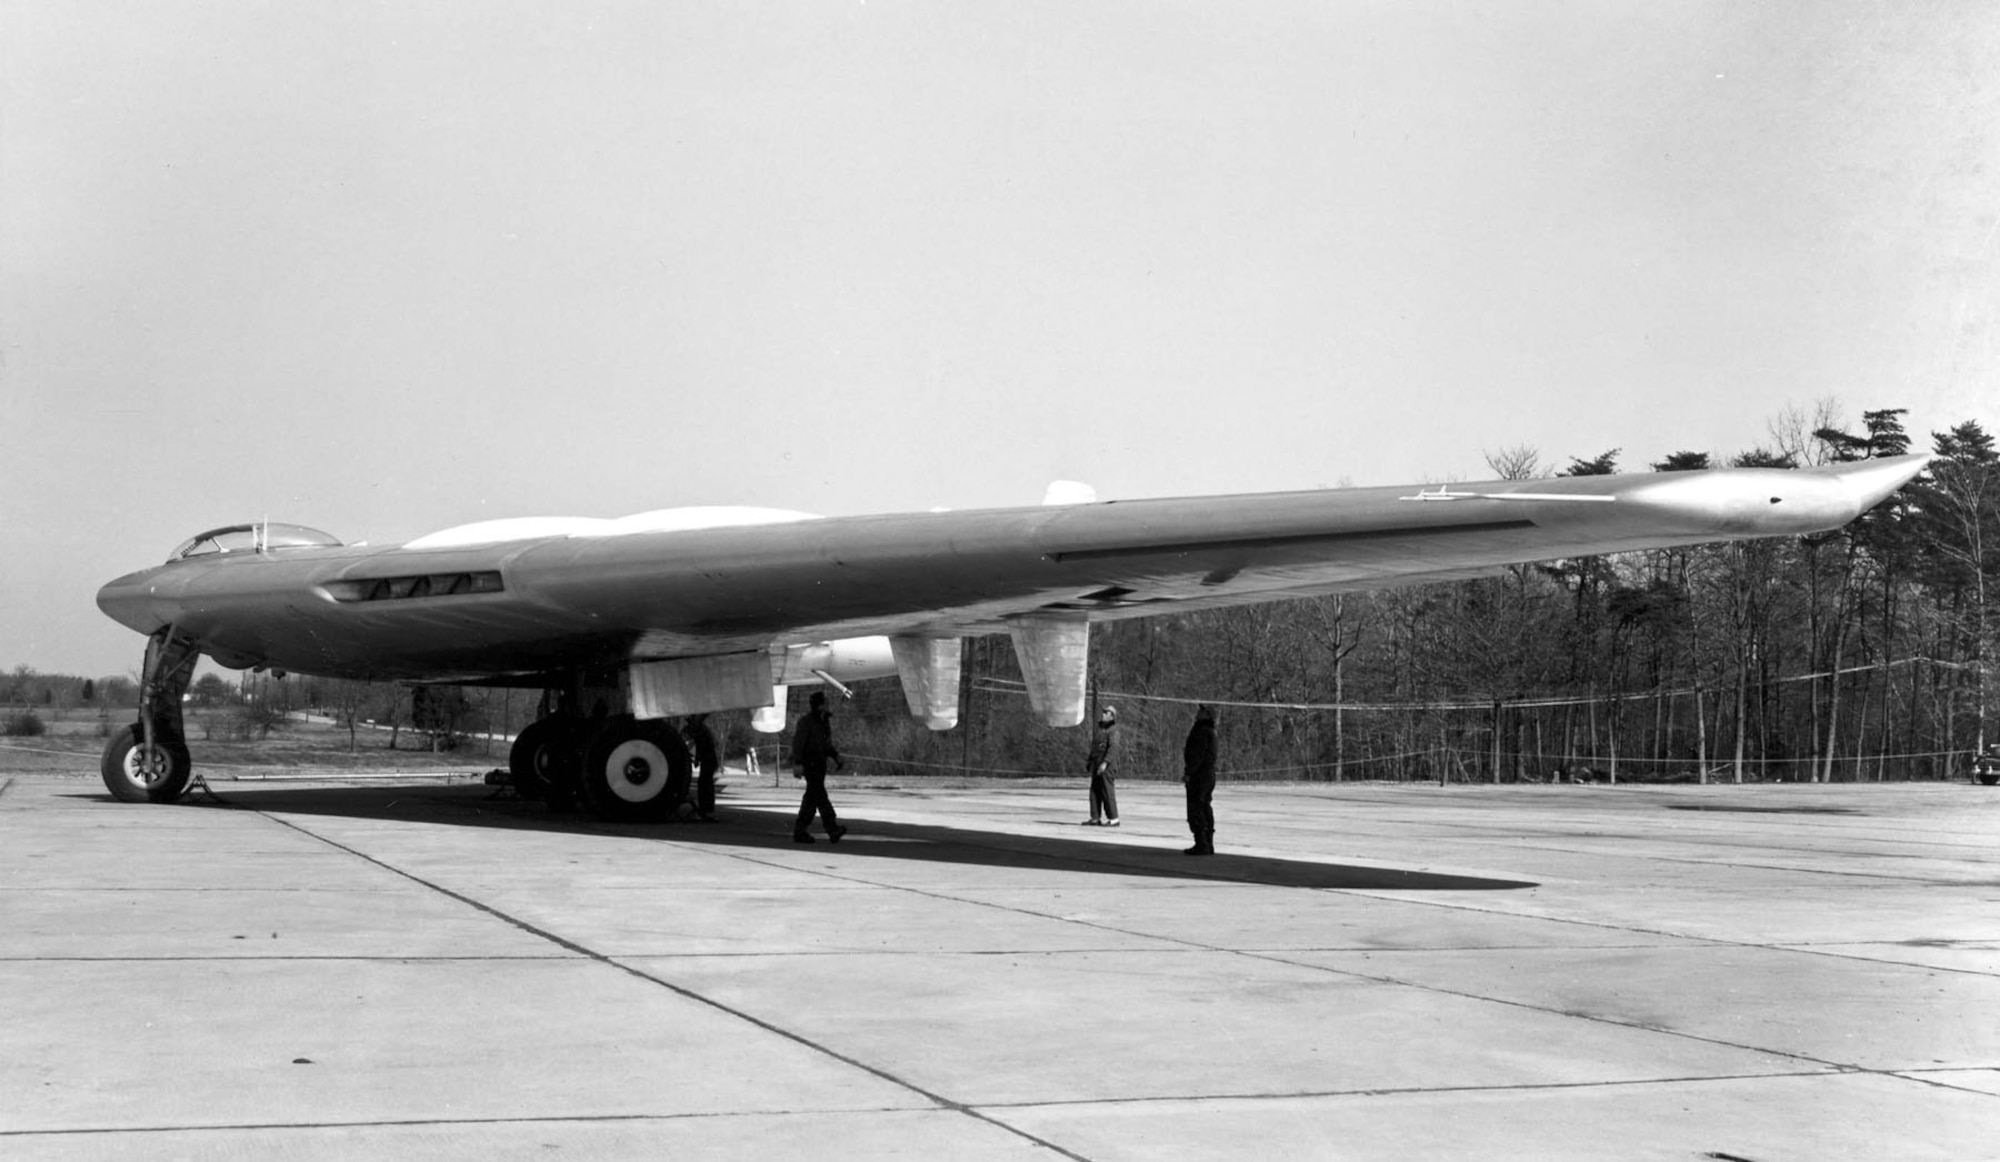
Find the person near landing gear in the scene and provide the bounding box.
[1182,704,1217,855]
[790,691,847,844]
[1083,705,1120,827]
[660,717,694,822]
[683,713,720,822]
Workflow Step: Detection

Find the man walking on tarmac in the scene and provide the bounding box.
[1083,705,1120,827]
[1182,704,1218,855]
[791,690,846,844]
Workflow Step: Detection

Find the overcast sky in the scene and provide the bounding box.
[4,1,1996,680]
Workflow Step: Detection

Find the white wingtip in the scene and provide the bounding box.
[1042,481,1097,506]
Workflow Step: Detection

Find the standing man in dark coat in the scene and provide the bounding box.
[683,713,720,822]
[1083,705,1120,827]
[1182,704,1217,855]
[790,690,846,844]
[662,717,694,821]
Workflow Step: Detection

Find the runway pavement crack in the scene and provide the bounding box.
[0,1107,1071,1142]
[252,811,1094,1162]
[966,1067,1865,1110]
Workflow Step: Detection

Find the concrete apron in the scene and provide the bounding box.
[2,771,1996,1160]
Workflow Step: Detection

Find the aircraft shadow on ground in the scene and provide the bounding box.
[67,782,1537,892]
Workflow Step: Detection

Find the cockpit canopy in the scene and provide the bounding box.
[169,523,343,562]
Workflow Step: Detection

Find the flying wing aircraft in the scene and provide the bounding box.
[95,454,1930,818]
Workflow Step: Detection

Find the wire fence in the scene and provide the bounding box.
[810,657,1991,784]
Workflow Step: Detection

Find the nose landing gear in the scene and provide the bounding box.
[100,627,201,803]
[101,726,192,803]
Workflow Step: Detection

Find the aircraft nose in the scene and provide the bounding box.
[96,570,167,635]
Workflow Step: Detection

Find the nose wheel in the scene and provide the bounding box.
[101,724,192,803]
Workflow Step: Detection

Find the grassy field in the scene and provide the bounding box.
[0,708,504,778]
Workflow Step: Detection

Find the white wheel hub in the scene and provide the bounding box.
[122,742,171,787]
[602,738,670,804]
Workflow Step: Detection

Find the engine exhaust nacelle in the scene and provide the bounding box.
[752,635,964,732]
[753,637,904,733]
[770,637,899,687]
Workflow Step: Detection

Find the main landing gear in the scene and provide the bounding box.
[507,716,580,807]
[509,712,691,824]
[100,627,200,803]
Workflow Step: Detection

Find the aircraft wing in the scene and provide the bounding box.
[97,455,1929,730]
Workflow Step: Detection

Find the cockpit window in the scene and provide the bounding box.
[170,523,343,562]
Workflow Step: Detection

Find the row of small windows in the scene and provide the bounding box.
[326,571,505,603]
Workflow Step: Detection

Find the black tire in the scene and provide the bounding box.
[509,718,561,798]
[579,718,688,823]
[512,717,586,809]
[1978,772,1999,787]
[100,724,192,804]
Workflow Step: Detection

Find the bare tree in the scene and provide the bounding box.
[1767,397,1844,467]
[1484,444,1542,481]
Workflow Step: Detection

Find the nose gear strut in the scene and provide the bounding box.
[100,626,202,803]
